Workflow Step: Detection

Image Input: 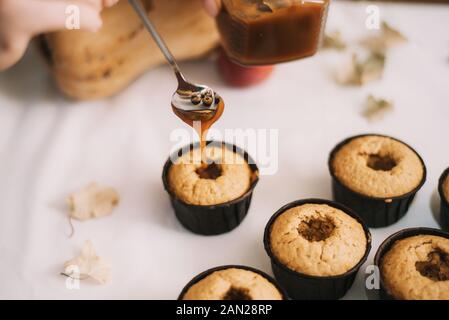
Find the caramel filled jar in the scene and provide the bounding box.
[216,0,330,65]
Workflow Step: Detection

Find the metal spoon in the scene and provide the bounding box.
[128,0,221,116]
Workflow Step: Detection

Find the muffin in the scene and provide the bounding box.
[376,228,449,300]
[264,199,371,299]
[162,141,259,235]
[439,167,449,231]
[329,134,426,228]
[179,265,287,300]
[168,145,252,205]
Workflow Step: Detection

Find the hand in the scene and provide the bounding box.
[0,0,118,71]
[202,0,221,17]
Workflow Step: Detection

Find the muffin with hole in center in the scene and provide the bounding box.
[163,142,259,235]
[270,203,367,276]
[380,234,449,300]
[329,134,426,228]
[264,199,371,300]
[180,266,286,300]
[168,145,252,205]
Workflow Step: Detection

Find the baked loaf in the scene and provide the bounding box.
[269,203,367,276]
[381,235,449,300]
[182,268,283,300]
[168,146,253,206]
[331,135,424,198]
[40,0,219,100]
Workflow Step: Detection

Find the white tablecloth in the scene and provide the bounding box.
[1,1,449,299]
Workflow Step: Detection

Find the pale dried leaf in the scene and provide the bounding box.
[361,52,386,84]
[63,240,111,284]
[336,54,360,85]
[360,21,407,52]
[67,182,119,221]
[337,52,385,86]
[382,22,407,43]
[362,95,394,121]
[323,31,347,51]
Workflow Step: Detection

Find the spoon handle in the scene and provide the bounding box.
[128,0,188,86]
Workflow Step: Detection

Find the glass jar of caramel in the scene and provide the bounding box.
[216,0,330,65]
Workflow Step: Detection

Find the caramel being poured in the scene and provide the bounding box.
[172,92,225,164]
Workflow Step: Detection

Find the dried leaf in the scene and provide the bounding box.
[337,52,385,86]
[360,21,407,52]
[323,31,347,51]
[336,54,360,85]
[361,51,386,84]
[67,182,119,221]
[63,240,110,284]
[362,95,394,121]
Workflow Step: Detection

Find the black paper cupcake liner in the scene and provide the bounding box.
[263,199,372,300]
[178,265,289,300]
[374,227,449,300]
[328,134,427,228]
[162,141,259,236]
[438,167,449,231]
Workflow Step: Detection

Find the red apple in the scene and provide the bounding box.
[217,48,274,87]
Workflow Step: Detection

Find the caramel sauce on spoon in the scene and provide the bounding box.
[172,91,225,165]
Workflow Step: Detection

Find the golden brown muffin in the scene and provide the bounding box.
[332,135,424,198]
[269,204,367,276]
[168,146,253,206]
[381,235,449,300]
[182,268,283,300]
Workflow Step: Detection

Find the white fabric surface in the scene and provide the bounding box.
[0,1,449,299]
